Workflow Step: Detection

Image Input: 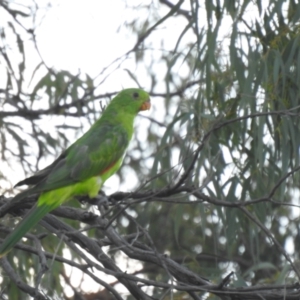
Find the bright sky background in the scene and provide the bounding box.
[37,0,134,77]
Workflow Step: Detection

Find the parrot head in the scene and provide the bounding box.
[111,88,151,114]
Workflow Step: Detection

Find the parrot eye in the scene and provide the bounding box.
[133,92,139,99]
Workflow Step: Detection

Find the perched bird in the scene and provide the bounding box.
[0,88,151,257]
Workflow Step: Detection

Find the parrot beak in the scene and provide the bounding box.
[140,98,151,111]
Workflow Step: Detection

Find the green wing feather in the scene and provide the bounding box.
[17,124,129,193]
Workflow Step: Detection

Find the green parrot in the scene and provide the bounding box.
[0,88,151,257]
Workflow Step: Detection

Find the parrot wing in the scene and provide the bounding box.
[16,123,129,194]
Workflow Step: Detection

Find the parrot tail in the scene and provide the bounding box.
[0,204,52,258]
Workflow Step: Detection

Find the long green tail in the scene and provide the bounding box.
[0,204,52,257]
